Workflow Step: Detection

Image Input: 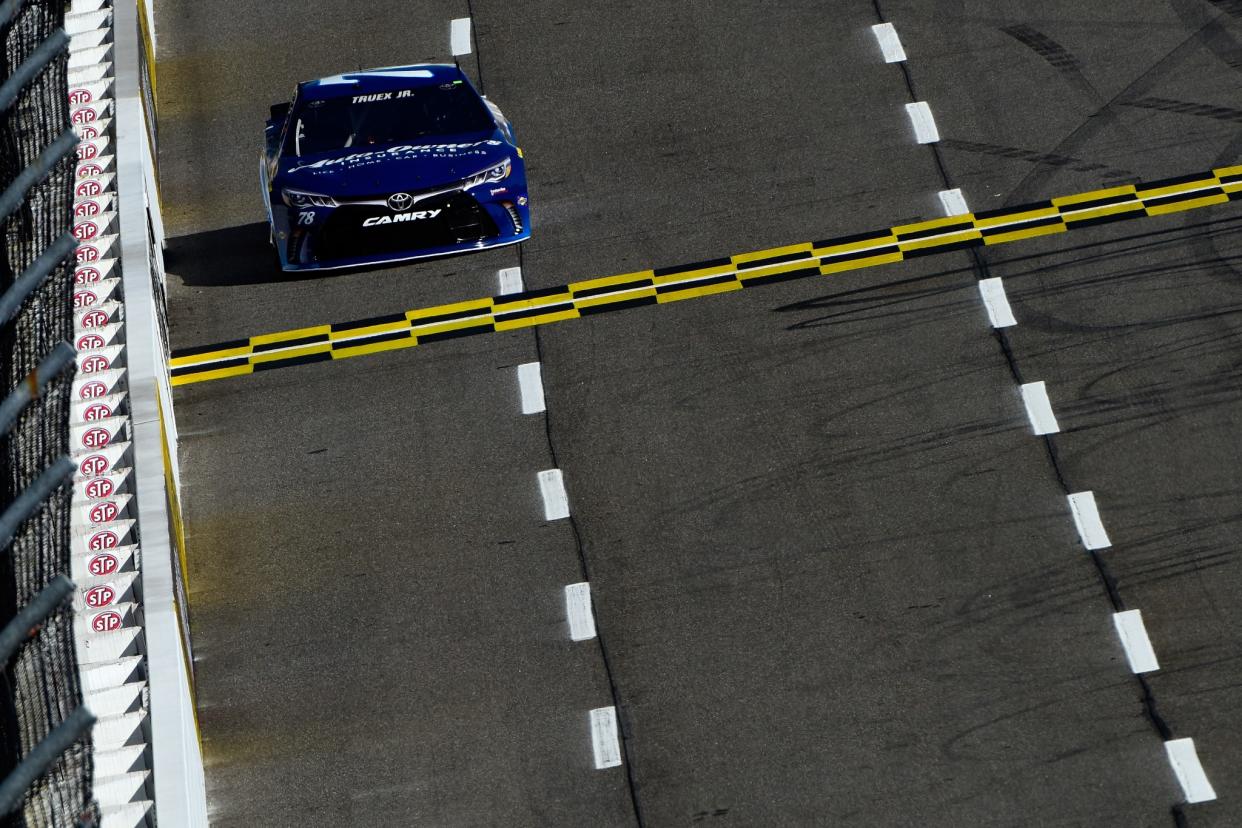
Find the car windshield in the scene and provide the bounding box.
[289,82,494,156]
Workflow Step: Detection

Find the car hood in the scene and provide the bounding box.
[277,132,511,197]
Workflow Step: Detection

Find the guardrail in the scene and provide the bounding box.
[1,0,205,824]
[0,0,100,824]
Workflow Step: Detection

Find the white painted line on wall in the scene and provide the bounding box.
[1067,491,1111,550]
[1165,738,1216,803]
[1020,381,1061,435]
[538,469,570,521]
[517,362,546,414]
[451,18,473,56]
[498,266,524,295]
[905,101,940,144]
[871,22,907,62]
[589,706,623,769]
[978,277,1017,328]
[938,188,969,216]
[1113,610,1160,674]
[565,582,596,641]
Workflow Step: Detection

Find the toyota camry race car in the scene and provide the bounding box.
[262,64,529,271]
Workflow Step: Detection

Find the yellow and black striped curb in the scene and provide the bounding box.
[169,164,1242,386]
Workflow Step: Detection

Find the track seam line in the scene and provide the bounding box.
[471,10,642,819]
[520,245,648,827]
[870,3,1187,823]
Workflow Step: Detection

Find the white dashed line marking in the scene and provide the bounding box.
[1019,381,1061,435]
[498,266,524,295]
[1165,738,1217,803]
[937,188,969,216]
[905,101,940,144]
[589,706,622,769]
[450,17,473,56]
[1067,491,1111,550]
[978,277,1017,328]
[870,22,907,63]
[564,582,596,641]
[1113,609,1160,674]
[537,469,570,521]
[517,361,545,414]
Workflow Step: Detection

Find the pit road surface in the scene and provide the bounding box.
[156,1,1242,825]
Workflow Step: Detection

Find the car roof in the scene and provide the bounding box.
[297,64,467,100]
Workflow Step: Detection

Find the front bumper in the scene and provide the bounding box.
[274,190,529,271]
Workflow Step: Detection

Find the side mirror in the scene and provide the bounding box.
[268,102,291,124]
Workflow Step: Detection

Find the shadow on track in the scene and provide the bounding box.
[164,221,295,288]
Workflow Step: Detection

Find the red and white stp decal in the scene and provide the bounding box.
[87,529,119,550]
[88,500,120,524]
[77,379,107,399]
[80,401,112,421]
[75,264,102,283]
[74,443,129,478]
[90,610,123,633]
[81,475,116,499]
[73,219,100,241]
[73,368,123,399]
[76,306,112,327]
[86,552,119,578]
[73,288,100,308]
[71,415,126,451]
[79,353,110,373]
[78,453,110,477]
[76,332,105,351]
[83,584,117,609]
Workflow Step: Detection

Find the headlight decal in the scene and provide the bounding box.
[462,157,512,191]
[281,188,339,208]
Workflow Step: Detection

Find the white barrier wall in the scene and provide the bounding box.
[68,0,207,824]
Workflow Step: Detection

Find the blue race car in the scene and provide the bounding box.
[262,64,529,271]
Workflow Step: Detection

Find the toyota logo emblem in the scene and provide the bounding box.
[387,192,413,211]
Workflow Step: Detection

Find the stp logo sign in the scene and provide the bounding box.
[78,380,107,399]
[81,427,111,450]
[80,454,110,476]
[76,162,102,179]
[76,333,105,350]
[76,142,99,160]
[78,124,99,140]
[84,477,114,499]
[75,179,102,198]
[87,552,119,577]
[88,530,119,551]
[91,611,122,633]
[89,501,119,524]
[73,221,99,241]
[74,199,101,217]
[71,107,97,124]
[82,402,113,421]
[84,584,116,608]
[80,309,108,328]
[75,244,100,263]
[75,265,102,284]
[80,354,110,373]
[68,88,93,105]
[73,290,98,308]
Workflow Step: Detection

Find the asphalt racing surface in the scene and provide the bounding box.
[156,1,1242,825]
